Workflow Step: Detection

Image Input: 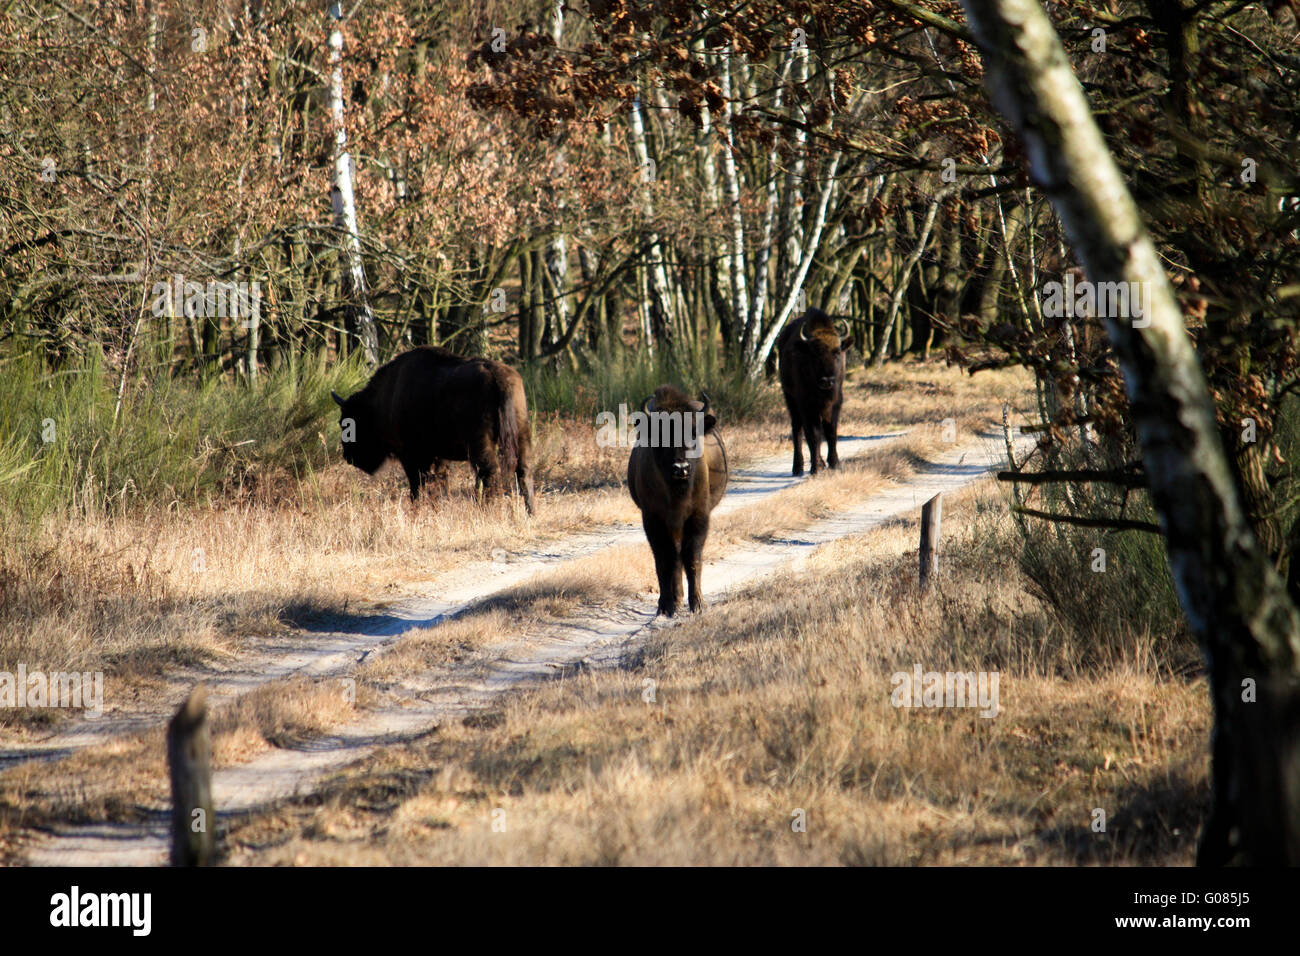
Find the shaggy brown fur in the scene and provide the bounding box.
[776,308,847,475]
[333,347,535,513]
[627,385,728,615]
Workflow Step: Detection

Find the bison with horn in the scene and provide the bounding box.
[627,385,728,616]
[776,307,849,476]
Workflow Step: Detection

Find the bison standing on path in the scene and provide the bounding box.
[777,307,848,476]
[627,386,728,616]
[332,346,535,514]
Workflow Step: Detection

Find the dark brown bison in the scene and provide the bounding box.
[332,346,535,514]
[627,386,728,616]
[776,307,848,476]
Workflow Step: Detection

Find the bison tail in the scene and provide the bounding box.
[496,382,520,479]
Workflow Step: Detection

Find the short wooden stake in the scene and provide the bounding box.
[167,686,214,866]
[919,493,943,590]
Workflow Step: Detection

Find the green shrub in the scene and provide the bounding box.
[0,346,370,521]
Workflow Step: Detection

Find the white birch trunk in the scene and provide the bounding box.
[692,37,732,335]
[871,187,952,367]
[749,51,794,340]
[628,92,674,351]
[542,1,570,352]
[328,2,379,366]
[776,44,808,294]
[719,50,751,350]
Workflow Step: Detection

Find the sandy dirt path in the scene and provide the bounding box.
[22,430,1029,865]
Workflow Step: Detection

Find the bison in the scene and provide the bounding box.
[331,346,535,514]
[776,307,848,476]
[627,386,728,616]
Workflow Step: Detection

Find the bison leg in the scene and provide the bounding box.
[825,412,840,469]
[517,461,536,515]
[401,460,425,501]
[642,516,681,616]
[469,446,500,503]
[803,419,826,474]
[681,514,709,613]
[788,409,805,476]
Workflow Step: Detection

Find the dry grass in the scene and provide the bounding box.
[215,483,1210,866]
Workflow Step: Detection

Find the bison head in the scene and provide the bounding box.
[331,390,387,474]
[641,387,717,492]
[797,311,849,396]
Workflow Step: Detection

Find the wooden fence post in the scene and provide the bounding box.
[167,686,214,866]
[919,493,943,590]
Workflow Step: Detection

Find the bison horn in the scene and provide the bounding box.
[643,395,657,415]
[330,389,345,406]
[836,320,850,341]
[799,320,811,341]
[695,392,711,415]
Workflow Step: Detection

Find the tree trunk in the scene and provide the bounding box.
[628,92,674,352]
[327,2,379,367]
[718,49,751,353]
[749,51,794,343]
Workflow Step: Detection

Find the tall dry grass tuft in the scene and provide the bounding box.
[1003,440,1190,666]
